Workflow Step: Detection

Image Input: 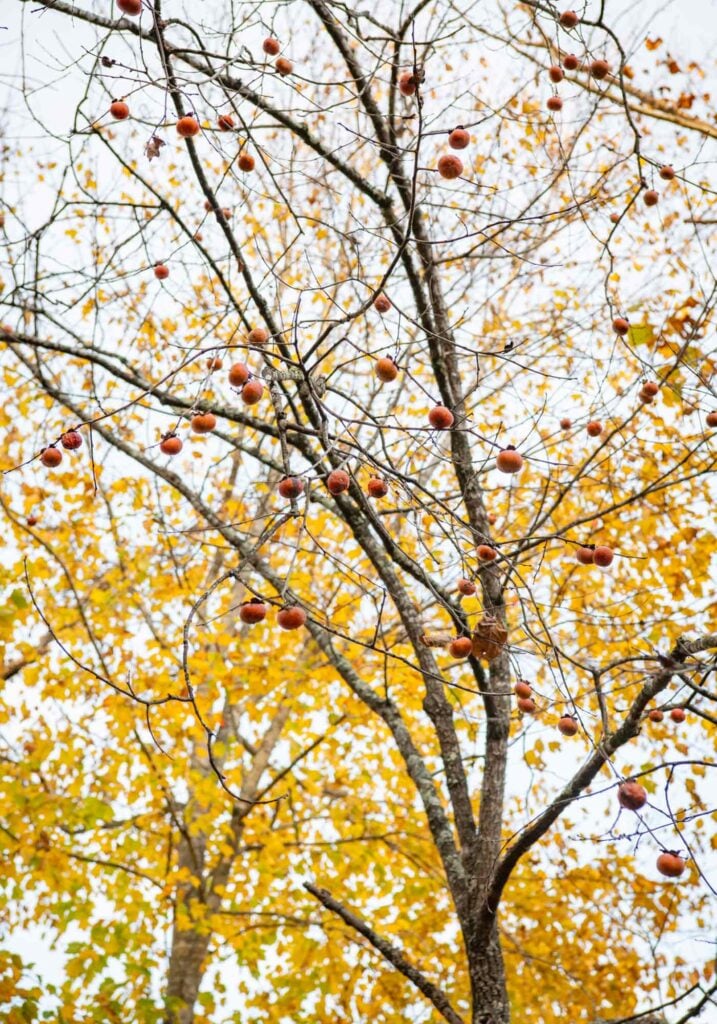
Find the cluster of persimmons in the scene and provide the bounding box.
[19,0,707,885]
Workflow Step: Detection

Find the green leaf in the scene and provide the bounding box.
[628,323,656,346]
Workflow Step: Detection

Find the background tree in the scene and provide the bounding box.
[1,1,716,1023]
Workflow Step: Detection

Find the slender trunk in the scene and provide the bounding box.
[164,699,290,1022]
[165,927,212,1024]
[164,855,239,1024]
[164,823,211,1024]
[164,825,240,1024]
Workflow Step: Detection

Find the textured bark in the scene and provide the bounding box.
[468,922,510,1024]
[164,828,213,1024]
[166,936,212,1024]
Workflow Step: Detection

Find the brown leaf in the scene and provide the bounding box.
[145,135,166,161]
[472,615,508,661]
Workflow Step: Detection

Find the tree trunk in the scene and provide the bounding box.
[469,921,510,1024]
[164,823,212,1024]
[165,925,212,1024]
[164,699,290,1022]
[164,826,239,1023]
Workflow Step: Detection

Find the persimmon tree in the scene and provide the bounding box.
[1,1,716,1023]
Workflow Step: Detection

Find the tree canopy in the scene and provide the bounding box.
[1,2,716,1023]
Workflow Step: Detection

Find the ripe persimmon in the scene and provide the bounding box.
[517,697,537,714]
[437,154,463,179]
[176,115,200,138]
[477,544,497,561]
[642,381,659,397]
[448,637,473,659]
[154,263,169,280]
[558,715,579,736]
[278,476,304,499]
[576,546,595,565]
[217,114,235,131]
[110,100,129,120]
[398,71,417,96]
[586,420,602,437]
[448,127,470,149]
[60,430,83,450]
[160,434,182,456]
[373,293,391,314]
[191,412,217,434]
[263,37,281,56]
[327,469,350,495]
[514,680,532,699]
[548,66,564,83]
[670,707,686,723]
[590,59,610,80]
[656,851,686,878]
[457,578,476,596]
[559,10,579,28]
[275,57,293,76]
[277,606,307,630]
[40,447,62,468]
[593,545,613,567]
[547,96,563,112]
[248,327,269,345]
[659,165,676,180]
[648,708,664,723]
[117,0,142,15]
[239,599,267,624]
[495,447,523,474]
[705,411,717,427]
[375,357,399,383]
[238,152,255,172]
[612,316,629,335]
[241,379,263,405]
[206,356,223,370]
[618,780,647,811]
[228,363,250,387]
[428,405,454,429]
[560,417,572,429]
[563,53,579,70]
[367,477,388,498]
[643,189,659,207]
